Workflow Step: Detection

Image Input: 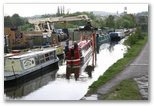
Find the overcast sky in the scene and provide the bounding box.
[4,3,148,17]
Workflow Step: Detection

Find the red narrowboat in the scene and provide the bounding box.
[66,40,93,65]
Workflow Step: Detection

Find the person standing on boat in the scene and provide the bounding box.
[96,34,100,54]
[71,41,78,58]
[65,40,69,58]
[74,41,78,50]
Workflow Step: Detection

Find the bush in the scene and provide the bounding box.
[124,27,143,46]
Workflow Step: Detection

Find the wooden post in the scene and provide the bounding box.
[94,32,97,63]
[91,31,97,66]
[80,31,82,41]
[92,32,95,66]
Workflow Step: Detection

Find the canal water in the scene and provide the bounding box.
[4,38,128,100]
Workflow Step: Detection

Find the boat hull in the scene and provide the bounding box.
[57,52,64,60]
[66,48,92,66]
[4,61,59,86]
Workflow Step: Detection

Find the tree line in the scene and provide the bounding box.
[4,10,148,32]
[4,13,34,31]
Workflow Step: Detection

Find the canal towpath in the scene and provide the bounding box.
[83,41,149,100]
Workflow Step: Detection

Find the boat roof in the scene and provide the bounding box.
[110,32,122,34]
[78,40,91,49]
[7,48,56,59]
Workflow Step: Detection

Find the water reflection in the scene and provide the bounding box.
[108,41,118,52]
[66,65,94,81]
[66,57,94,81]
[5,69,58,99]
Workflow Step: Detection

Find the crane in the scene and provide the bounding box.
[28,15,92,36]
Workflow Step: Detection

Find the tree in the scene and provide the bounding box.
[129,14,136,27]
[99,19,105,28]
[115,14,136,29]
[105,15,115,29]
[122,14,136,28]
[56,6,60,16]
[137,16,148,35]
[4,14,24,27]
[60,6,63,16]
[41,14,52,18]
[4,16,12,27]
[122,19,131,28]
[63,6,65,15]
[115,18,123,29]
[11,14,24,26]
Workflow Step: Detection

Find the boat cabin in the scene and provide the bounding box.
[66,40,92,65]
[4,48,59,81]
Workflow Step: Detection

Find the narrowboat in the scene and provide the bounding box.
[97,34,111,44]
[4,48,59,82]
[96,34,111,53]
[109,32,125,41]
[54,44,65,59]
[65,40,93,65]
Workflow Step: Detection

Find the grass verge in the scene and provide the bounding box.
[87,33,148,94]
[102,79,142,100]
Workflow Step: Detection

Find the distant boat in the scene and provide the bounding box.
[109,32,125,41]
[65,40,93,66]
[97,34,111,44]
[4,48,59,82]
[96,34,110,53]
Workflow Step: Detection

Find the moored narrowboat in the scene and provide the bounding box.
[4,48,59,82]
[65,40,92,66]
[109,32,125,41]
[96,34,111,47]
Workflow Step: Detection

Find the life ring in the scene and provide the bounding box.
[53,38,56,44]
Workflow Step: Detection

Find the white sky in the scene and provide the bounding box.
[4,3,148,17]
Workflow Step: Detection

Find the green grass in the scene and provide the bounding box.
[87,33,148,94]
[102,79,142,100]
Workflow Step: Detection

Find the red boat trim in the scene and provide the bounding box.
[66,58,80,62]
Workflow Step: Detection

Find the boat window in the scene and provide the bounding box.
[35,56,40,65]
[54,51,57,59]
[49,52,54,59]
[49,52,53,56]
[45,53,50,61]
[39,55,45,63]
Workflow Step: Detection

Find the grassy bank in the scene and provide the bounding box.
[102,79,142,100]
[87,32,148,94]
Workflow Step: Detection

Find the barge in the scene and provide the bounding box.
[4,48,59,82]
[65,40,92,66]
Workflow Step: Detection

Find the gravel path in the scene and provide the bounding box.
[82,41,149,100]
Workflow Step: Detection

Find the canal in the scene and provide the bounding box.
[4,38,128,100]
